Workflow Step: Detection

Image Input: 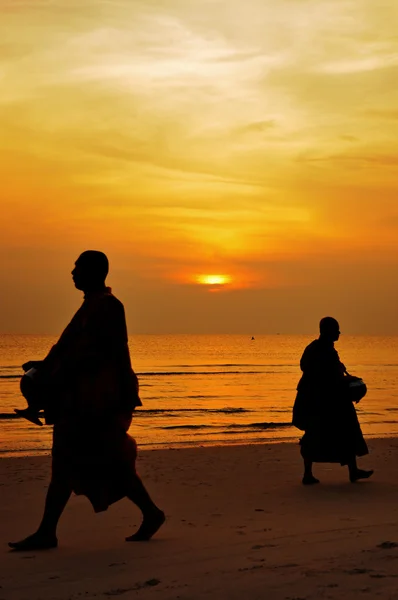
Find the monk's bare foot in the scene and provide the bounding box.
[350,469,374,483]
[14,408,43,427]
[9,532,58,551]
[126,510,165,542]
[302,474,320,485]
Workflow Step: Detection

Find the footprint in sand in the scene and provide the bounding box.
[104,579,161,596]
[346,568,373,575]
[238,565,264,572]
[377,541,398,549]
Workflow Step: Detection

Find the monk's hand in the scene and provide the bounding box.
[345,374,359,382]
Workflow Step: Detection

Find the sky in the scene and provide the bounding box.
[1,0,398,335]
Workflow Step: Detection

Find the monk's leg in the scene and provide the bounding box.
[302,458,320,485]
[348,458,373,482]
[8,474,72,551]
[37,475,72,536]
[125,473,165,542]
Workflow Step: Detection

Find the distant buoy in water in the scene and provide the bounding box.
[251,336,255,340]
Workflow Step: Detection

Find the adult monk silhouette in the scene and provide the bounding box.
[293,317,373,485]
[9,251,165,551]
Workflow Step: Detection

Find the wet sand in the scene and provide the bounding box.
[1,439,398,599]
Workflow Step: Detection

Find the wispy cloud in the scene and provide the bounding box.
[1,0,398,332]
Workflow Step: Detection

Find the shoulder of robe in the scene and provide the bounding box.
[97,292,125,317]
[303,339,319,354]
[85,292,123,315]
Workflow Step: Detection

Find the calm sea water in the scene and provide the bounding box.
[0,334,397,457]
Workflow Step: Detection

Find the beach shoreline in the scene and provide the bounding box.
[2,430,398,459]
[2,438,398,599]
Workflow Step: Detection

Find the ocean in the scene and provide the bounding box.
[1,334,397,457]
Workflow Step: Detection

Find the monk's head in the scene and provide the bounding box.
[319,317,340,342]
[72,251,109,292]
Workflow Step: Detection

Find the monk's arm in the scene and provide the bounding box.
[93,299,140,410]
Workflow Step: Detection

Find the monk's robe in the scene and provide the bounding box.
[292,338,368,465]
[41,288,141,512]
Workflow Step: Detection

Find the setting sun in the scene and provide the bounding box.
[1,0,398,336]
[196,274,232,286]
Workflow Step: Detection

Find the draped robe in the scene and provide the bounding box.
[41,288,141,512]
[292,338,368,465]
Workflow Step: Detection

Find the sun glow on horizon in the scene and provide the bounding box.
[1,0,398,334]
[196,274,232,286]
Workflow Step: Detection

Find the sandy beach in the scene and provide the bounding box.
[1,439,398,600]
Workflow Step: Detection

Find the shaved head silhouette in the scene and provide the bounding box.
[76,251,109,279]
[319,317,340,341]
[72,250,109,292]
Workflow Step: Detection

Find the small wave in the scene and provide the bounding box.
[138,407,250,414]
[0,413,20,419]
[0,370,284,380]
[162,424,214,430]
[226,422,292,430]
[163,421,291,431]
[0,411,45,420]
[185,395,222,399]
[0,447,50,455]
[0,407,251,420]
[159,363,296,368]
[139,370,265,376]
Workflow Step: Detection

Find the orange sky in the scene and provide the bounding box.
[1,0,398,334]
